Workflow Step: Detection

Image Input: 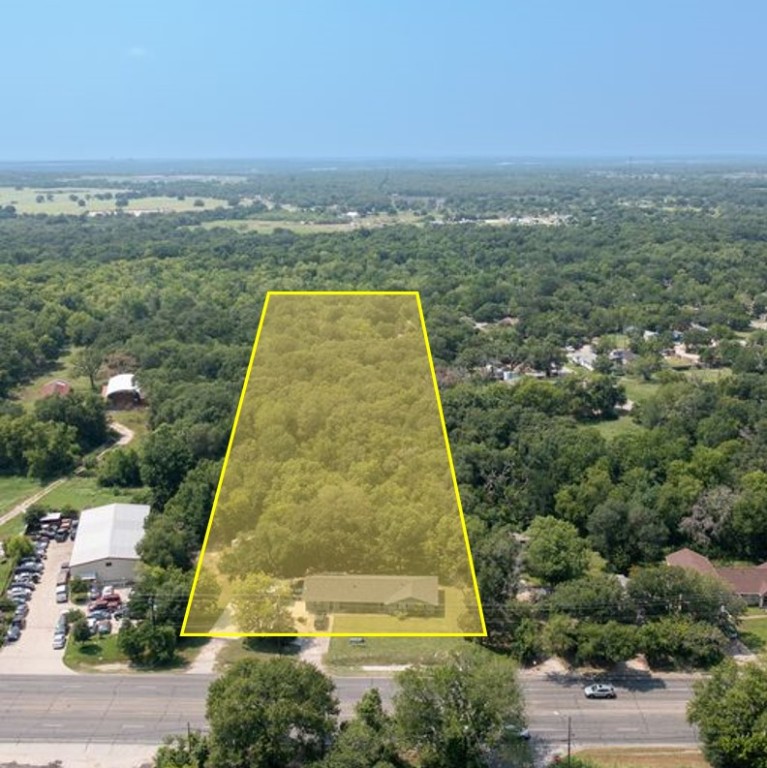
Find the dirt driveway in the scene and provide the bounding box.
[0,537,75,675]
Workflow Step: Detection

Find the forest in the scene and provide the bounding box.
[2,160,767,664]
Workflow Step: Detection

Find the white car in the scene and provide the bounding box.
[584,683,617,699]
[52,633,66,650]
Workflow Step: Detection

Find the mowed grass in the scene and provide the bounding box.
[591,415,644,440]
[0,186,227,215]
[326,636,466,670]
[109,408,150,447]
[621,376,663,405]
[40,476,145,511]
[15,347,95,409]
[215,637,302,672]
[0,476,44,515]
[330,587,473,635]
[738,616,767,652]
[575,747,708,767]
[63,634,127,669]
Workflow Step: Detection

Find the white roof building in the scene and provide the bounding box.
[104,373,141,398]
[69,503,150,584]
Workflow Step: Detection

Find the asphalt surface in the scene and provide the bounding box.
[523,674,699,749]
[0,672,698,749]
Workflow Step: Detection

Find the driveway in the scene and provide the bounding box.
[0,538,75,675]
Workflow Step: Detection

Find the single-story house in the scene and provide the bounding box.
[666,547,767,607]
[102,373,142,409]
[69,503,150,585]
[304,574,444,617]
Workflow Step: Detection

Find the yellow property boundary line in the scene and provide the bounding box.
[181,290,487,637]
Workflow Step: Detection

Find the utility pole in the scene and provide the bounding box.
[567,715,572,765]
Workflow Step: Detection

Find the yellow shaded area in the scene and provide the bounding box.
[182,291,485,637]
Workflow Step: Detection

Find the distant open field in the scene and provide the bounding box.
[0,476,43,516]
[0,186,228,215]
[199,211,421,234]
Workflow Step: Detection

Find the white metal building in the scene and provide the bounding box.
[69,503,150,585]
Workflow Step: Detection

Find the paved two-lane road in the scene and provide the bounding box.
[523,674,699,749]
[0,673,698,749]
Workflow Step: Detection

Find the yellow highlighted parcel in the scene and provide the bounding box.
[182,291,485,637]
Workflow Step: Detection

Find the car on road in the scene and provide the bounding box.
[52,633,66,650]
[584,683,617,699]
[5,625,21,643]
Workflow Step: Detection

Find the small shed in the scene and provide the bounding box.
[40,380,72,398]
[102,373,142,409]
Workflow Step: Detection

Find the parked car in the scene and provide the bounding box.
[52,633,66,650]
[55,585,68,603]
[5,625,21,643]
[96,619,112,636]
[89,599,110,612]
[101,585,115,597]
[112,607,128,620]
[584,683,617,699]
[14,603,29,618]
[11,616,26,630]
[8,595,30,607]
[88,609,111,621]
[8,587,33,599]
[88,586,101,600]
[11,579,35,591]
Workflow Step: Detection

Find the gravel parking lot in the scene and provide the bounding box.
[0,537,75,675]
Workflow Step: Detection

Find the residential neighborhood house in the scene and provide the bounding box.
[666,547,767,607]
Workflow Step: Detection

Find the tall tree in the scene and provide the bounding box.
[206,658,339,768]
[394,647,525,768]
[688,659,767,768]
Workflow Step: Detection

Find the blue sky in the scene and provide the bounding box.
[1,1,765,159]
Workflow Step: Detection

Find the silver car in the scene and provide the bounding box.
[584,683,617,699]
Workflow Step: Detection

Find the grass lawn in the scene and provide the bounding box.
[64,634,127,669]
[739,616,767,652]
[329,587,476,635]
[15,347,97,408]
[621,376,662,405]
[326,635,466,670]
[215,637,302,671]
[575,747,708,767]
[591,415,644,440]
[40,476,145,511]
[0,514,27,540]
[0,476,44,515]
[685,368,732,383]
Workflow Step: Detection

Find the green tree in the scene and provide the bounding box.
[230,572,295,634]
[524,516,590,586]
[117,620,177,667]
[206,657,339,768]
[154,731,210,768]
[320,689,404,768]
[72,618,91,644]
[394,647,525,768]
[97,447,142,487]
[72,346,103,392]
[4,534,34,561]
[688,659,767,768]
[140,424,194,509]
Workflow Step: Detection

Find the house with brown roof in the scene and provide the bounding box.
[303,574,444,617]
[666,548,767,607]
